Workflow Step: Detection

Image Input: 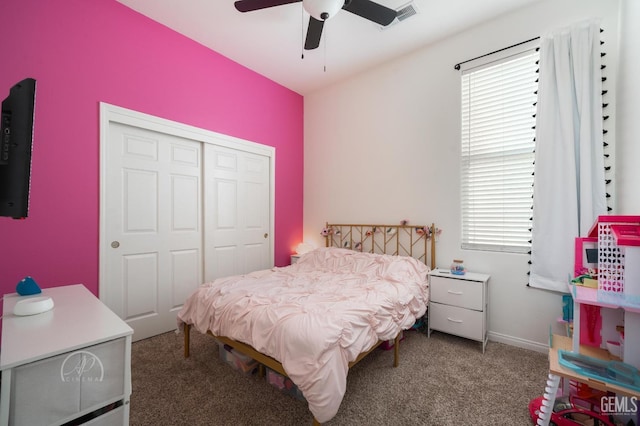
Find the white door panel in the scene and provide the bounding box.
[204,145,271,281]
[104,122,202,341]
[123,169,158,233]
[170,249,201,309]
[123,252,158,319]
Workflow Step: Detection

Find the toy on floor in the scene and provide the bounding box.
[529,395,616,426]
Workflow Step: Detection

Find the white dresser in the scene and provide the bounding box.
[1,284,133,425]
[428,269,490,353]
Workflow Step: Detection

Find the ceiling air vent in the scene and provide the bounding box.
[379,1,419,30]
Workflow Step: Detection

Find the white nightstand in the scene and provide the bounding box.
[290,254,301,265]
[1,284,133,425]
[428,269,490,353]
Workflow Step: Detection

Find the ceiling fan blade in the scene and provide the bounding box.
[342,0,396,26]
[234,0,301,13]
[304,17,324,50]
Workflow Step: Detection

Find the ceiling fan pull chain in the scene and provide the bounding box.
[324,22,327,72]
[301,3,305,59]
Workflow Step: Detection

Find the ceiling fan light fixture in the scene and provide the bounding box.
[303,0,344,21]
[234,0,397,50]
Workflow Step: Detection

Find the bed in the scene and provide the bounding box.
[178,223,437,424]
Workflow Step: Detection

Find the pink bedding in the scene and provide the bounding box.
[177,247,430,423]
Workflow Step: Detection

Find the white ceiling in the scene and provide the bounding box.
[115,0,539,95]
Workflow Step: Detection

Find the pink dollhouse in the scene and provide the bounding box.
[572,215,640,368]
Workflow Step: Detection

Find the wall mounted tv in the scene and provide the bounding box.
[0,78,36,219]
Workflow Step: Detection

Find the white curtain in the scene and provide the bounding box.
[529,19,607,292]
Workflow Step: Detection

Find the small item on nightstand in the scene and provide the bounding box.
[13,296,54,316]
[450,259,466,275]
[16,276,42,296]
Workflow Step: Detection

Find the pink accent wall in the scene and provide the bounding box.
[0,0,303,301]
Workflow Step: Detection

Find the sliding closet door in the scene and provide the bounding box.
[100,103,275,341]
[103,121,202,341]
[204,144,272,281]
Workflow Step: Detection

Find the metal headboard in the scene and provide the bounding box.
[324,223,437,269]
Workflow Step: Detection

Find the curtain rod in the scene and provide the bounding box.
[453,36,540,70]
[454,28,604,71]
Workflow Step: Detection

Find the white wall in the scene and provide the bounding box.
[616,0,640,214]
[304,0,625,351]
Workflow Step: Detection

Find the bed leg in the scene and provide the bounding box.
[393,333,400,367]
[184,323,191,358]
[312,417,321,426]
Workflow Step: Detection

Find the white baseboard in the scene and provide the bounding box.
[488,331,549,354]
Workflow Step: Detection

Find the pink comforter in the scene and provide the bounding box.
[177,247,429,423]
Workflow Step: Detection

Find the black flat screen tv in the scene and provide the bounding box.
[0,78,36,219]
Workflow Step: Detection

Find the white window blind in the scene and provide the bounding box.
[461,49,539,253]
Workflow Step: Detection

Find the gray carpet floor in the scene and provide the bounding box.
[130,328,547,425]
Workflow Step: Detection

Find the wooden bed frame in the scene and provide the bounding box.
[324,222,436,268]
[183,222,437,425]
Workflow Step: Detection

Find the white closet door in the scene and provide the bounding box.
[100,103,275,341]
[204,144,272,281]
[103,122,202,341]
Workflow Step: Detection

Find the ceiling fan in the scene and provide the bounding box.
[234,0,397,50]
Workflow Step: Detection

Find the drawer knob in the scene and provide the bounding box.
[447,317,463,323]
[447,290,463,295]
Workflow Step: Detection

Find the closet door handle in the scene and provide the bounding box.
[264,233,268,239]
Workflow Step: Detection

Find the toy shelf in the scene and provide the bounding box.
[536,217,640,426]
[549,335,640,398]
[570,284,640,314]
[568,280,640,368]
[567,216,640,369]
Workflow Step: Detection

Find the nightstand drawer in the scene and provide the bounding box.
[430,276,483,310]
[429,302,483,341]
[9,337,127,426]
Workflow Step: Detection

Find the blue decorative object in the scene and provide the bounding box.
[450,259,466,275]
[562,294,574,322]
[16,276,42,296]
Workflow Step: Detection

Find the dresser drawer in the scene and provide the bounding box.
[10,352,81,425]
[79,337,127,411]
[430,276,483,310]
[9,337,127,426]
[429,302,484,341]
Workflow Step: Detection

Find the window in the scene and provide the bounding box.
[460,47,539,253]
